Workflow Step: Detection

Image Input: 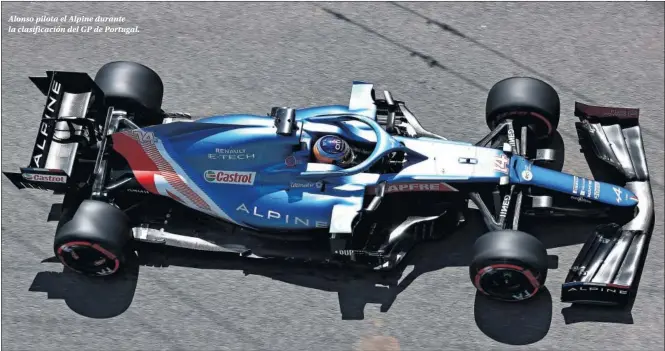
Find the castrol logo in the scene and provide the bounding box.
[204,170,256,185]
[22,173,66,183]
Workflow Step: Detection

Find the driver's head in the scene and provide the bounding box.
[313,135,354,167]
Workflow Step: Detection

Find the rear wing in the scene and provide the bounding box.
[3,167,69,193]
[561,102,655,306]
[2,71,105,192]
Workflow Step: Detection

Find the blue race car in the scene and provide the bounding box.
[4,61,654,306]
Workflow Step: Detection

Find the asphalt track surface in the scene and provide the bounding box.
[1,2,663,350]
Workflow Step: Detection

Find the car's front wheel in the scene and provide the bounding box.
[469,230,548,302]
[486,77,560,140]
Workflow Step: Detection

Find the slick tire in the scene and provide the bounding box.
[470,230,548,302]
[94,61,164,126]
[54,200,132,277]
[486,77,560,140]
[537,131,565,172]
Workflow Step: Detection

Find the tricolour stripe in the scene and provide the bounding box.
[138,135,212,211]
[113,129,240,224]
[111,132,159,194]
[154,138,238,224]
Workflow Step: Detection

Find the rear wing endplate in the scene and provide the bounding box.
[3,167,69,193]
[3,71,105,193]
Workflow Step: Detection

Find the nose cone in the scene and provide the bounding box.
[621,188,639,207]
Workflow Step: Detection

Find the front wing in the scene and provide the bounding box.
[561,102,655,306]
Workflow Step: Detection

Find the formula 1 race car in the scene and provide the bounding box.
[3,61,654,306]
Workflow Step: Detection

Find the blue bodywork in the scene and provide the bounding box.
[115,82,638,232]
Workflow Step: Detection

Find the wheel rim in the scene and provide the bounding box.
[57,241,120,276]
[475,263,540,301]
[496,110,553,139]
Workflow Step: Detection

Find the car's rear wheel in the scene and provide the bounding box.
[470,230,548,302]
[94,61,164,126]
[54,200,132,276]
[486,77,560,140]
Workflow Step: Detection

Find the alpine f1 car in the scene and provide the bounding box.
[3,61,654,306]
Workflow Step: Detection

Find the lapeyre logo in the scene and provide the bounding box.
[367,182,456,194]
[204,170,255,185]
[22,173,67,183]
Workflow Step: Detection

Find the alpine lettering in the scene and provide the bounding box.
[566,286,628,295]
[235,203,328,228]
[43,81,62,119]
[31,79,62,167]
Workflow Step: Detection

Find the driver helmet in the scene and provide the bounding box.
[313,135,354,166]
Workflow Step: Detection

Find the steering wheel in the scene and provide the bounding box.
[297,114,405,179]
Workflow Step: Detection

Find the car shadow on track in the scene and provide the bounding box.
[29,258,139,319]
[27,211,634,344]
[474,288,553,345]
